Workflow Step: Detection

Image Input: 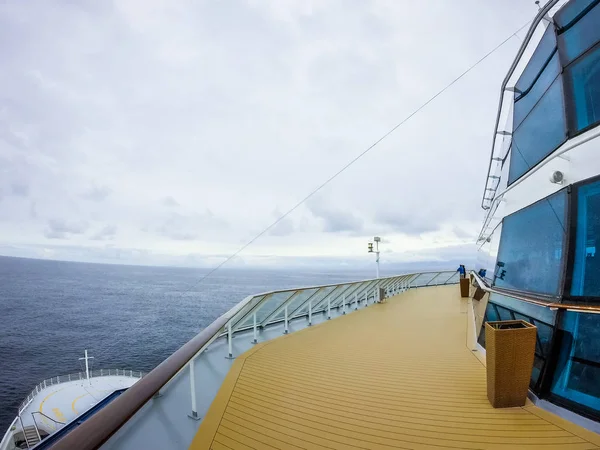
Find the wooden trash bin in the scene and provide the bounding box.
[485,320,537,408]
[459,278,470,297]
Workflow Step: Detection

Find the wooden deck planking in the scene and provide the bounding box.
[190,285,600,450]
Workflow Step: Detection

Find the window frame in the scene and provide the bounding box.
[508,2,600,186]
[508,23,569,187]
[541,309,600,422]
[562,40,600,137]
[508,75,569,186]
[563,174,600,303]
[493,187,570,300]
[556,0,600,66]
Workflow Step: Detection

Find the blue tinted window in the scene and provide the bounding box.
[514,52,561,129]
[565,44,600,132]
[509,77,566,184]
[477,302,500,349]
[496,305,514,321]
[571,179,600,297]
[555,0,596,27]
[559,3,600,64]
[534,320,554,357]
[550,312,600,414]
[516,25,557,93]
[494,190,567,296]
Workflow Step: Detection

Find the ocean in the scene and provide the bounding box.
[0,255,374,433]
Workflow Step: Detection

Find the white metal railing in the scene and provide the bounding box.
[181,270,459,419]
[17,369,143,415]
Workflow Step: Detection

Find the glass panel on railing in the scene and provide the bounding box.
[230,295,266,329]
[270,288,320,322]
[411,273,439,286]
[444,272,460,284]
[328,284,358,307]
[336,281,375,306]
[254,291,296,324]
[429,272,452,285]
[293,285,339,317]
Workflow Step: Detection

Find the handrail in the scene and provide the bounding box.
[471,271,600,314]
[18,415,31,449]
[47,270,457,449]
[481,0,560,210]
[32,411,66,427]
[30,415,42,445]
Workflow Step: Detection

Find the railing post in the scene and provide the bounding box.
[284,305,289,334]
[327,296,331,320]
[130,370,133,377]
[44,380,46,389]
[355,293,358,310]
[342,294,346,314]
[365,291,368,306]
[101,369,103,377]
[227,321,233,358]
[308,300,312,326]
[188,358,200,420]
[252,312,258,344]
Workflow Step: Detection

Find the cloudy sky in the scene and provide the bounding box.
[0,0,538,269]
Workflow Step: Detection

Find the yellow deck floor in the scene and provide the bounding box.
[190,285,600,450]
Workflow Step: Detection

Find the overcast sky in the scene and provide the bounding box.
[0,0,538,270]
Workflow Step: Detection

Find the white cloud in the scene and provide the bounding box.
[0,0,534,268]
[161,196,180,207]
[90,224,117,241]
[44,219,89,239]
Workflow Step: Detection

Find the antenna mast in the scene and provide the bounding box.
[79,350,94,385]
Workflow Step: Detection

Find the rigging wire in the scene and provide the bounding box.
[179,18,534,296]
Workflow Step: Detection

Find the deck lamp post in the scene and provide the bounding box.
[368,236,381,279]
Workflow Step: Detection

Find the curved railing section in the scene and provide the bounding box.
[47,270,459,450]
[18,369,144,416]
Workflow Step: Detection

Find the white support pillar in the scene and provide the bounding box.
[365,291,368,306]
[252,312,258,344]
[188,358,199,420]
[284,305,289,334]
[227,321,233,358]
[342,294,346,314]
[308,301,312,326]
[327,296,331,320]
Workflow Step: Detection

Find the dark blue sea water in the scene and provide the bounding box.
[0,256,372,432]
